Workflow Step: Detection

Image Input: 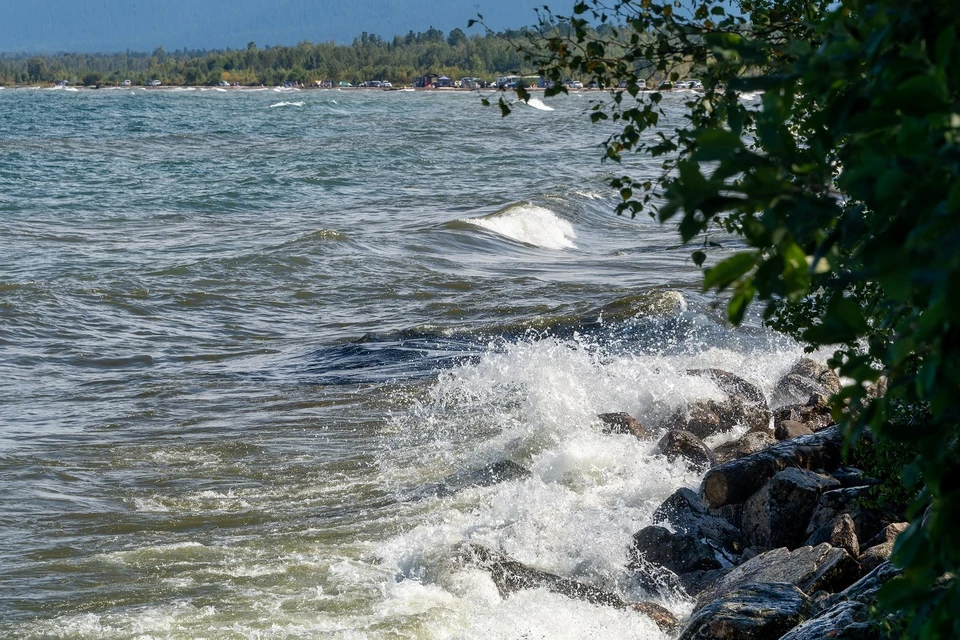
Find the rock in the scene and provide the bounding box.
[598,412,653,439]
[741,468,841,549]
[858,542,893,575]
[678,582,815,640]
[805,487,884,543]
[630,525,725,573]
[863,522,908,548]
[778,600,876,640]
[775,358,842,405]
[679,568,731,598]
[667,399,770,439]
[830,467,877,489]
[804,514,860,558]
[775,419,814,440]
[657,429,717,470]
[700,427,844,509]
[773,393,834,433]
[695,544,859,610]
[409,460,530,499]
[631,488,745,574]
[712,431,777,465]
[461,544,680,632]
[829,560,901,606]
[687,368,767,406]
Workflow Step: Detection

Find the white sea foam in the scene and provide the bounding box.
[269,100,305,108]
[464,204,577,249]
[526,97,555,111]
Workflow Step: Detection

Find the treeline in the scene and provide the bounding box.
[0,27,543,87]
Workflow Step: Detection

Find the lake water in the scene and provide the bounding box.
[0,86,805,639]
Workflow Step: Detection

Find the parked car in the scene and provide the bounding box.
[567,80,583,89]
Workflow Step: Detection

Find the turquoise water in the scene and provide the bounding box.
[0,86,803,639]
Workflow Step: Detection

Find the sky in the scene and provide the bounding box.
[0,0,574,53]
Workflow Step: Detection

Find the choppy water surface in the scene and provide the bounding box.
[0,87,805,639]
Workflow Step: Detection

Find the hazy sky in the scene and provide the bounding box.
[0,0,574,53]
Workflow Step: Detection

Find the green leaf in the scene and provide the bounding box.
[704,252,758,291]
[692,250,706,267]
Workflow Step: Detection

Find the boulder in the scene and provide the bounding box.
[857,522,907,575]
[712,431,777,465]
[461,544,680,632]
[678,582,815,640]
[773,393,834,433]
[778,600,876,640]
[695,544,859,610]
[687,368,767,406]
[598,412,653,439]
[700,427,844,509]
[803,514,860,558]
[657,429,717,470]
[775,358,842,405]
[775,419,813,441]
[667,399,770,439]
[631,488,745,574]
[830,467,877,489]
[806,487,884,543]
[863,522,908,548]
[679,568,731,598]
[741,468,841,549]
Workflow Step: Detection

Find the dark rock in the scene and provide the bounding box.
[666,398,770,440]
[804,514,860,558]
[742,468,841,549]
[858,541,893,575]
[461,544,680,632]
[778,600,877,640]
[830,467,877,489]
[710,503,744,531]
[678,582,815,640]
[806,487,884,543]
[678,568,731,598]
[598,412,653,439]
[409,460,530,499]
[630,525,724,573]
[773,392,834,433]
[712,431,777,465]
[631,488,745,574]
[829,560,902,607]
[775,419,814,441]
[700,427,844,509]
[687,368,767,406]
[657,429,717,470]
[695,544,859,610]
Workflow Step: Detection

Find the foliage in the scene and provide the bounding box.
[504,0,960,636]
[0,27,535,87]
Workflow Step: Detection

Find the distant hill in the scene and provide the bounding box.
[0,0,573,54]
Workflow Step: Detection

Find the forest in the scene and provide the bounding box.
[0,27,559,87]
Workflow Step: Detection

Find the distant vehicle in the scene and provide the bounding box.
[567,80,583,89]
[146,79,161,87]
[366,80,382,88]
[380,81,392,88]
[219,80,230,87]
[121,79,131,87]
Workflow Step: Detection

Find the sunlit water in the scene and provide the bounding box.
[0,87,805,639]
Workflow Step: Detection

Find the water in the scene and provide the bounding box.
[0,87,805,639]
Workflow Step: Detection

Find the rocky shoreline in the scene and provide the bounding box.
[456,358,904,639]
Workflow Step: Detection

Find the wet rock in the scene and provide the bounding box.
[712,431,777,465]
[687,368,767,406]
[461,544,680,632]
[778,600,876,640]
[679,568,731,598]
[778,358,842,398]
[805,487,884,543]
[804,514,860,558]
[773,393,834,433]
[598,412,652,439]
[700,427,844,509]
[631,488,744,574]
[667,399,770,439]
[828,560,901,607]
[412,460,531,499]
[775,419,813,441]
[657,429,717,470]
[742,468,841,549]
[679,582,815,640]
[695,544,859,610]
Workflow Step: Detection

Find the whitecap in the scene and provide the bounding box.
[268,101,305,108]
[464,204,577,250]
[525,97,554,111]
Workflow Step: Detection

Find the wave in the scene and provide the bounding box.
[525,97,555,112]
[462,204,577,250]
[268,101,305,108]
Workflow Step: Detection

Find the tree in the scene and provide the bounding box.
[504,0,960,636]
